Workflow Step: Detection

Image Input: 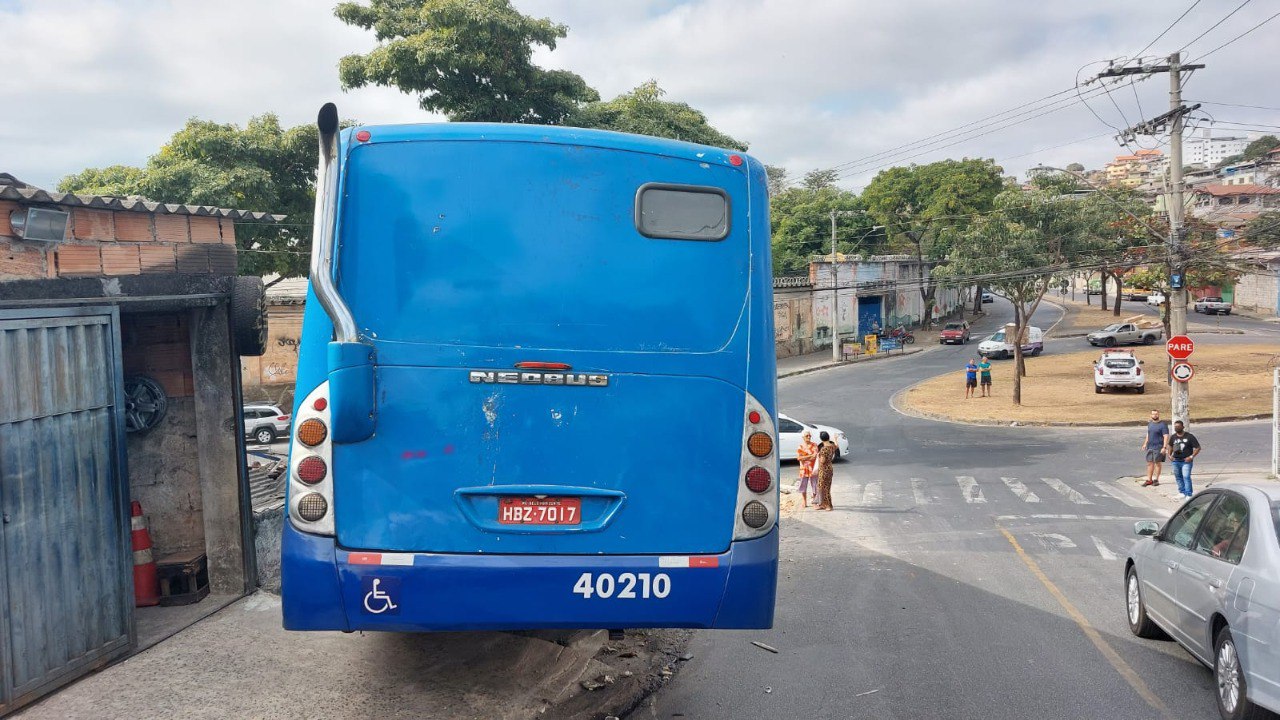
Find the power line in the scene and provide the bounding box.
[1178,0,1253,53]
[1130,0,1203,60]
[1190,100,1280,112]
[1191,8,1280,60]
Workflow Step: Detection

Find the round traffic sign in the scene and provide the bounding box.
[1171,361,1194,383]
[1166,335,1194,360]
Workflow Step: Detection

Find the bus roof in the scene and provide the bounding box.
[343,122,752,170]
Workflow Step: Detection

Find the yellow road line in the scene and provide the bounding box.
[999,528,1173,720]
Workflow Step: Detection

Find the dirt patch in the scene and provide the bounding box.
[897,344,1280,426]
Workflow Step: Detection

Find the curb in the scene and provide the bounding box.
[778,346,926,379]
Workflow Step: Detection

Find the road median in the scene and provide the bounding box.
[894,344,1276,427]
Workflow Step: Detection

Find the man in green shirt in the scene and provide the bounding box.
[978,358,993,397]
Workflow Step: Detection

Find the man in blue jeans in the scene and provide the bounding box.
[1166,421,1202,497]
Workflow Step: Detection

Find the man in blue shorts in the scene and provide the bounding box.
[1141,409,1168,487]
[964,358,978,399]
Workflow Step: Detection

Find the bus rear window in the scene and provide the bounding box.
[636,184,729,240]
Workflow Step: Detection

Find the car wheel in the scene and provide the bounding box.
[1103,337,1116,348]
[1137,385,1145,394]
[1032,347,1043,356]
[1143,335,1155,345]
[1223,310,1231,316]
[1215,626,1266,720]
[254,427,275,445]
[1095,384,1103,394]
[1125,568,1163,639]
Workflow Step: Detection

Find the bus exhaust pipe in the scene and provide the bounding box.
[309,103,376,443]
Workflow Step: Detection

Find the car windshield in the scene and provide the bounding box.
[1101,324,1122,332]
[1104,358,1136,369]
[944,323,964,330]
[989,332,1005,342]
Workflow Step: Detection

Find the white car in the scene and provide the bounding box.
[1093,349,1145,394]
[777,413,849,462]
[1146,292,1166,306]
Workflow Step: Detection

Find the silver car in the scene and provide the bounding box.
[243,404,291,445]
[1125,483,1280,719]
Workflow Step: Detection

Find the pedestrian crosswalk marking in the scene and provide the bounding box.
[1001,477,1040,503]
[1091,536,1119,561]
[861,481,883,506]
[910,478,930,505]
[1090,481,1156,510]
[1042,477,1093,505]
[956,476,986,503]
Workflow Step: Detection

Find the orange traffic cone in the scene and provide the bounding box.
[131,501,160,607]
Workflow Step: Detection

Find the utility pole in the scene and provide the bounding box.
[830,211,841,361]
[1094,51,1203,424]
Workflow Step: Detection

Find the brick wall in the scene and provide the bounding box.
[122,312,194,398]
[0,202,237,281]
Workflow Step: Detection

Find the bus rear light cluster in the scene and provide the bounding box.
[289,383,335,536]
[735,392,778,541]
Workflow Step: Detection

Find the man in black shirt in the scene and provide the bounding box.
[1165,421,1201,497]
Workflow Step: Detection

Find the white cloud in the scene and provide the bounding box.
[2,0,1277,197]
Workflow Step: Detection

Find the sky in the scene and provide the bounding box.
[2,0,1278,199]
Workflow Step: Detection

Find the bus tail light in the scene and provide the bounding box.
[734,392,777,541]
[289,382,334,536]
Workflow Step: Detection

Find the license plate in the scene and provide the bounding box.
[498,497,582,525]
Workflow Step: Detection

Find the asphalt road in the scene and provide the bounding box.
[633,297,1275,720]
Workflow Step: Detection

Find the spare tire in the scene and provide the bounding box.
[231,275,268,356]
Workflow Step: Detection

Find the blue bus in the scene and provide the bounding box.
[280,104,778,632]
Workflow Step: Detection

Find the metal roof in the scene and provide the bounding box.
[0,174,285,223]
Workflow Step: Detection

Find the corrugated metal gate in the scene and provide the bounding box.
[0,308,132,714]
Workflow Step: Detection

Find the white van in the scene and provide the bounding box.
[978,325,1043,359]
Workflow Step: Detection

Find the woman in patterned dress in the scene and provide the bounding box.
[796,431,818,508]
[815,431,837,511]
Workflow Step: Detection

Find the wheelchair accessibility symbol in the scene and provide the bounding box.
[361,577,401,615]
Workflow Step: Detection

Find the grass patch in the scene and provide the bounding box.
[899,344,1280,426]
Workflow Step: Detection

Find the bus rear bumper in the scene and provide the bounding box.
[281,522,777,631]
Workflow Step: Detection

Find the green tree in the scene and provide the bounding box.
[943,186,1086,403]
[1245,211,1280,247]
[801,169,839,190]
[336,0,598,123]
[59,115,319,279]
[1071,184,1157,317]
[861,158,1006,328]
[567,81,746,150]
[765,165,790,198]
[769,185,870,274]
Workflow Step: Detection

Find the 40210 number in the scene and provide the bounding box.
[572,572,671,599]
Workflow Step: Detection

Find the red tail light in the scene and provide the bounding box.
[515,361,572,370]
[277,415,290,421]
[297,456,328,485]
[745,467,772,493]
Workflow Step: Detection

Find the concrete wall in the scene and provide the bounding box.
[774,286,817,358]
[1234,267,1279,315]
[240,300,303,411]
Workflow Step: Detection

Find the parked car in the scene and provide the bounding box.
[1146,292,1166,306]
[977,325,1043,359]
[939,321,971,345]
[1194,296,1233,316]
[1093,349,1145,393]
[981,292,995,303]
[1125,484,1280,719]
[1087,322,1163,347]
[243,404,291,445]
[776,413,849,461]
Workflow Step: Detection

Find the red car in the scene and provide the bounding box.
[939,321,971,345]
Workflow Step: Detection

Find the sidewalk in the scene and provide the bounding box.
[1114,468,1276,510]
[14,593,687,720]
[778,345,925,378]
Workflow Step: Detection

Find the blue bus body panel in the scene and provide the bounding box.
[283,123,777,630]
[282,520,777,631]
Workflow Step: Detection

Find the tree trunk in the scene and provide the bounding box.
[1100,272,1109,311]
[1112,277,1123,317]
[973,285,983,314]
[1013,303,1028,379]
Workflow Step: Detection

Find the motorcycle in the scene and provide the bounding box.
[884,325,915,344]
